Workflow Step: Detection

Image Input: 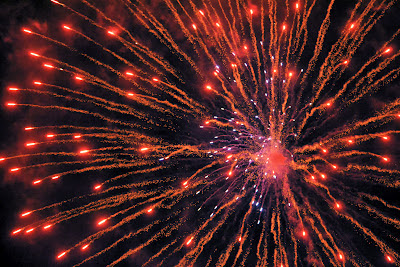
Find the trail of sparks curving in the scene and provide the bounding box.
[4,0,400,266]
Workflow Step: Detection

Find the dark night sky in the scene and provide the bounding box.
[0,0,399,266]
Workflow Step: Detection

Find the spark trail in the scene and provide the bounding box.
[3,0,400,266]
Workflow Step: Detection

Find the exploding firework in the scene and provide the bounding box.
[3,0,400,266]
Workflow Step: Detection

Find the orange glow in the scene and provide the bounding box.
[75,76,83,81]
[98,219,107,225]
[152,78,159,82]
[34,81,42,85]
[289,72,293,77]
[8,87,19,91]
[79,149,89,154]
[382,157,389,162]
[321,174,326,179]
[126,71,134,76]
[127,92,134,97]
[350,23,355,29]
[227,155,233,159]
[43,224,52,230]
[332,165,337,169]
[51,0,61,4]
[0,158,5,162]
[47,134,55,138]
[192,24,197,30]
[74,135,82,139]
[238,237,242,242]
[382,136,389,140]
[244,45,248,50]
[57,251,66,259]
[10,168,20,172]
[30,52,40,57]
[386,255,393,262]
[52,175,59,180]
[311,175,315,180]
[325,102,331,107]
[296,3,299,9]
[140,147,149,152]
[33,180,42,185]
[228,171,232,176]
[347,139,353,144]
[183,181,188,186]
[94,185,102,190]
[199,10,204,16]
[82,244,89,250]
[231,63,237,68]
[26,228,34,234]
[216,22,221,27]
[322,148,328,153]
[7,103,17,106]
[343,60,348,65]
[25,127,34,130]
[63,25,71,30]
[250,9,254,15]
[107,30,115,35]
[147,208,153,213]
[206,85,212,90]
[282,25,286,30]
[302,230,306,237]
[336,203,341,209]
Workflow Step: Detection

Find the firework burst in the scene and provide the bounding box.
[3,0,400,266]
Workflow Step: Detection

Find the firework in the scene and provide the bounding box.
[3,0,400,266]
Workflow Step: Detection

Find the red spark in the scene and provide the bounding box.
[384,48,392,54]
[75,76,83,81]
[30,52,40,57]
[7,102,17,107]
[140,147,149,152]
[82,244,89,250]
[25,127,34,131]
[47,134,55,138]
[192,24,197,30]
[10,168,20,172]
[8,87,19,91]
[52,175,59,180]
[43,224,52,230]
[94,185,102,190]
[386,255,393,263]
[26,142,37,147]
[126,71,134,76]
[79,149,89,154]
[23,28,33,34]
[33,180,42,185]
[33,81,42,85]
[186,237,193,246]
[25,228,34,234]
[63,25,72,30]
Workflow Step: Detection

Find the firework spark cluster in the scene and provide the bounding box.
[3,0,400,266]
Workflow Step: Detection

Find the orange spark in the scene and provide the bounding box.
[126,71,134,76]
[79,149,89,154]
[63,25,71,30]
[386,255,393,262]
[199,10,204,16]
[94,185,102,190]
[52,175,59,180]
[8,87,19,91]
[12,229,22,235]
[26,142,37,147]
[33,180,42,185]
[74,135,82,139]
[75,76,83,81]
[21,211,32,217]
[107,30,115,35]
[30,52,40,57]
[46,134,55,138]
[98,219,107,225]
[140,147,149,152]
[25,127,34,130]
[33,81,42,85]
[43,224,52,230]
[384,48,391,54]
[382,157,389,162]
[57,251,66,259]
[147,208,153,213]
[152,78,159,82]
[186,237,194,246]
[82,244,89,250]
[250,9,254,15]
[206,85,212,90]
[43,64,54,69]
[7,103,17,106]
[23,28,32,34]
[282,25,286,30]
[26,228,34,234]
[10,168,20,172]
[192,24,197,30]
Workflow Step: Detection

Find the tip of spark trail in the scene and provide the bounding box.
[12,229,22,235]
[383,47,392,54]
[57,251,67,259]
[8,87,19,91]
[140,147,149,152]
[22,28,33,34]
[98,218,107,225]
[30,52,40,57]
[386,255,394,263]
[6,102,17,107]
[186,236,194,246]
[94,184,102,190]
[63,25,72,30]
[81,244,89,250]
[79,149,89,154]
